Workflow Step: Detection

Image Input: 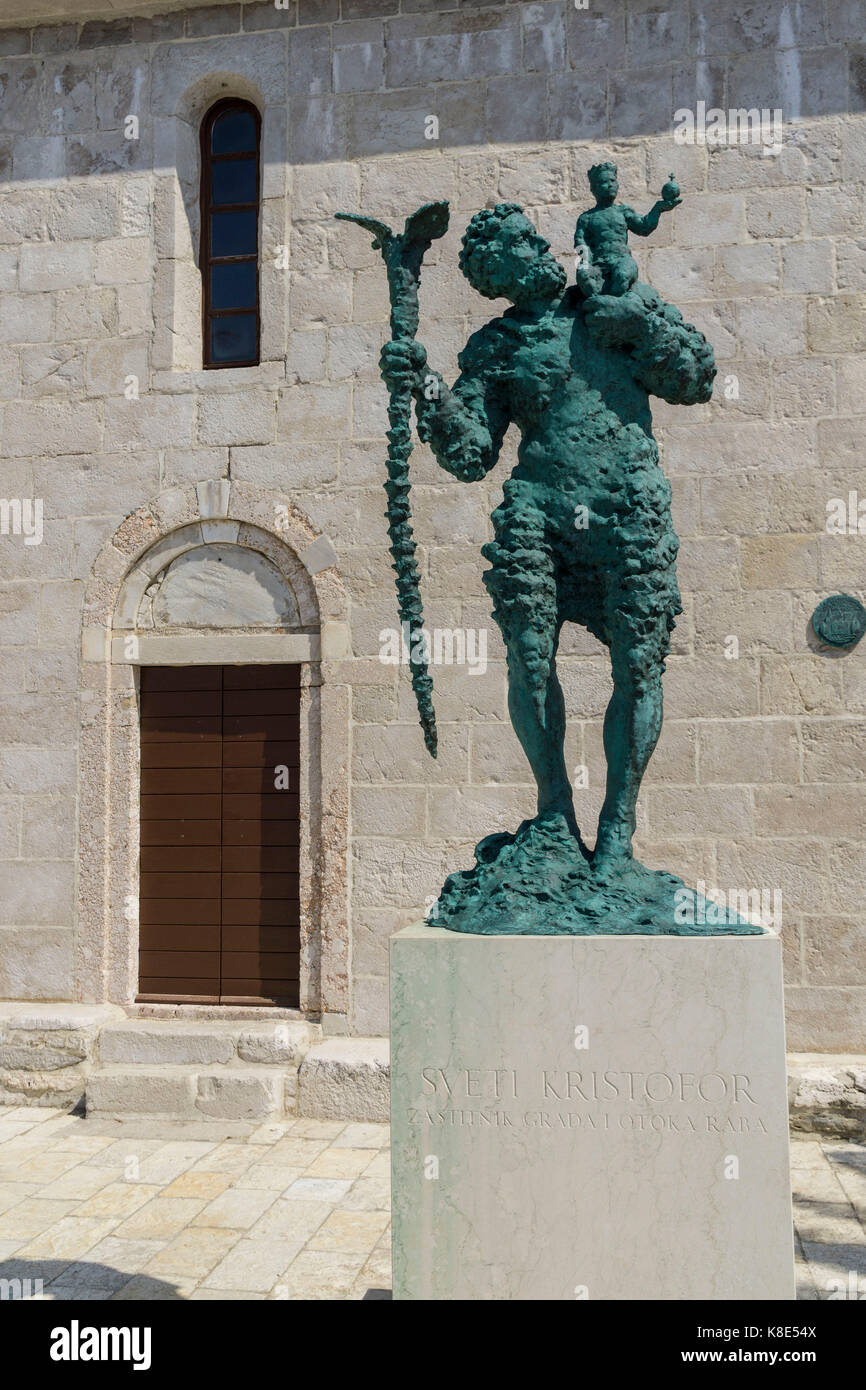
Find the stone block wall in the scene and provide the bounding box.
[0,0,863,1046]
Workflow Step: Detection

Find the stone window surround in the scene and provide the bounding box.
[79,480,350,1028]
[153,47,288,374]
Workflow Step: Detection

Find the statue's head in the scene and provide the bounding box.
[588,161,618,205]
[459,204,566,307]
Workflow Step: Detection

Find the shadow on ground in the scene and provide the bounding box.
[0,1257,184,1301]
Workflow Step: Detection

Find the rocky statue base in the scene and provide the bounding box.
[434,812,762,935]
[390,925,794,1301]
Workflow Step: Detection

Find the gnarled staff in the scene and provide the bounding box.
[335,201,449,758]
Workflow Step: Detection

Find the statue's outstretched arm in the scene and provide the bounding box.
[380,334,509,482]
[583,291,716,406]
[624,204,664,237]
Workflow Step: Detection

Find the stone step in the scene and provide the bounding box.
[84,1031,391,1126]
[0,1003,125,1111]
[86,1065,292,1122]
[96,1018,320,1067]
[787,1054,866,1140]
[86,1018,324,1123]
[299,1038,390,1123]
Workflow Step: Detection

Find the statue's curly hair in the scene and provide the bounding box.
[458,202,526,300]
[587,161,617,190]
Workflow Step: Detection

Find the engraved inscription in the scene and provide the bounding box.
[408,1065,769,1137]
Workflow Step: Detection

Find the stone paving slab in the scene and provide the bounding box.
[0,1107,862,1300]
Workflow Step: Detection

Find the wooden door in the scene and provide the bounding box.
[138,664,300,1005]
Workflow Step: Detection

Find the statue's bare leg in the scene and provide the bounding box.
[594,648,663,872]
[483,489,587,855]
[607,253,639,296]
[505,631,583,843]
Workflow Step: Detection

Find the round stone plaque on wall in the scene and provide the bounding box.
[811,594,866,649]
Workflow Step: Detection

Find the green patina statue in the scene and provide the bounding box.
[574,161,681,298]
[339,180,760,936]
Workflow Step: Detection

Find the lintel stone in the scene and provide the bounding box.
[110,631,319,664]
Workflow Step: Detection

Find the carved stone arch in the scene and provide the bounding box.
[77,483,349,1026]
[113,520,318,634]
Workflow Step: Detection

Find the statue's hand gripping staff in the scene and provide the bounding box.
[335,202,450,757]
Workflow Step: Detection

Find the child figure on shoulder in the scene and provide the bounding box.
[574,162,682,299]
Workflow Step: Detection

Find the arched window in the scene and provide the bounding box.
[200,99,261,369]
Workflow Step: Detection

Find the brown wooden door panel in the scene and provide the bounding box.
[140,924,220,952]
[223,690,298,716]
[140,871,222,898]
[140,692,221,717]
[221,768,298,794]
[221,820,299,846]
[221,951,298,975]
[222,980,298,996]
[221,872,298,899]
[139,899,221,926]
[223,665,300,689]
[140,846,222,873]
[221,899,300,926]
[142,667,222,691]
[221,846,298,873]
[139,949,221,978]
[141,716,222,740]
[141,768,222,796]
[138,665,301,1006]
[141,794,222,820]
[140,820,222,846]
[224,716,298,739]
[138,983,220,1003]
[221,925,298,952]
[222,739,299,768]
[141,741,223,769]
[222,793,299,820]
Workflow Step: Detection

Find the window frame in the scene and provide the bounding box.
[199,97,262,370]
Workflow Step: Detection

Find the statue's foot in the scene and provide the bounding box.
[592,822,653,885]
[592,821,632,875]
[592,845,676,900]
[474,807,589,871]
[591,848,632,885]
[538,803,591,861]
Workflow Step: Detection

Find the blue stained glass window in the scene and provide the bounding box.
[211,263,257,312]
[210,315,258,365]
[211,157,257,207]
[210,209,257,258]
[211,107,256,155]
[201,100,261,368]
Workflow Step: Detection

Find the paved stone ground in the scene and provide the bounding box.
[0,1106,863,1300]
[0,1108,391,1300]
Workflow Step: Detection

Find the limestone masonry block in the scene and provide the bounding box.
[87,1070,197,1117]
[98,1024,234,1066]
[196,1073,284,1120]
[195,478,231,519]
[788,1057,866,1140]
[299,1038,390,1122]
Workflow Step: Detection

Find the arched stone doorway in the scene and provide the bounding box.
[77,481,350,1027]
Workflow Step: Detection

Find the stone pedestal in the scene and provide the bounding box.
[390,925,794,1300]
